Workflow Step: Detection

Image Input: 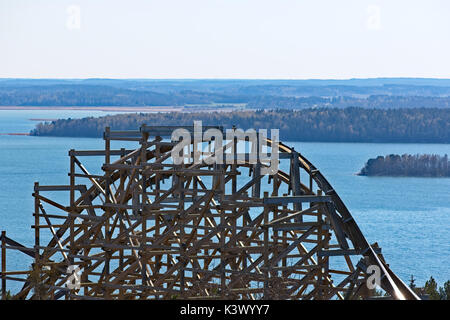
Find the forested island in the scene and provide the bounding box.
[357,154,450,177]
[30,108,450,143]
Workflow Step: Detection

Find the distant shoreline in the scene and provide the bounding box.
[0,106,243,113]
[29,118,58,122]
[0,106,185,112]
[0,133,29,136]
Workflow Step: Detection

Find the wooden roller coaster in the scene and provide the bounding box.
[0,125,420,300]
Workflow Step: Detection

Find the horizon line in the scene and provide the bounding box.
[1,77,450,81]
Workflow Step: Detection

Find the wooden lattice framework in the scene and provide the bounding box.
[1,125,420,300]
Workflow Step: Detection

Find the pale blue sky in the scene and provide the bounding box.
[1,0,449,79]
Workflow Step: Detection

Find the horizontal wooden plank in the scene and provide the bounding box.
[107,137,142,141]
[71,173,106,180]
[107,130,141,137]
[34,185,86,192]
[69,149,133,156]
[318,248,381,257]
[272,224,325,231]
[263,195,332,205]
[140,125,224,136]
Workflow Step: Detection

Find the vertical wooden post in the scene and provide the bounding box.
[232,128,237,194]
[231,133,237,277]
[178,171,186,298]
[34,182,41,299]
[1,230,6,300]
[104,127,111,298]
[291,151,302,221]
[69,152,75,252]
[220,195,226,298]
[282,194,287,278]
[317,206,323,299]
[119,146,126,294]
[141,210,147,297]
[263,191,269,299]
[316,189,324,299]
[68,150,75,300]
[104,176,111,299]
[104,127,111,165]
[252,133,261,198]
[141,129,149,297]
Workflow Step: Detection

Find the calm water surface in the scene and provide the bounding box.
[0,110,449,293]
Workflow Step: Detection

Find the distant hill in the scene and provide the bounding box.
[1,78,450,108]
[2,77,450,87]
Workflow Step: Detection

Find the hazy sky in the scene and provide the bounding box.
[1,0,449,79]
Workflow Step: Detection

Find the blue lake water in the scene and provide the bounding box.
[0,109,449,293]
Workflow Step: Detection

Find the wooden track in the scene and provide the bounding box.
[1,125,420,300]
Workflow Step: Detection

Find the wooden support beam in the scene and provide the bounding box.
[263,195,332,205]
[1,231,6,299]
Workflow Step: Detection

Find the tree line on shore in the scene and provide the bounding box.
[358,154,450,177]
[30,108,450,143]
[246,95,450,109]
